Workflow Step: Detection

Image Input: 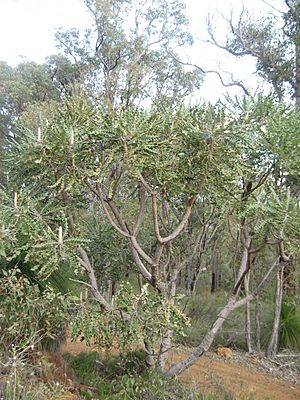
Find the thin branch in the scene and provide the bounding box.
[106,197,157,269]
[130,235,156,266]
[166,254,280,377]
[285,0,294,10]
[249,239,266,254]
[133,184,146,236]
[152,177,206,245]
[138,171,153,193]
[89,181,155,285]
[251,163,274,193]
[77,246,114,312]
[93,181,131,238]
[261,0,285,14]
[169,51,250,96]
[176,227,206,274]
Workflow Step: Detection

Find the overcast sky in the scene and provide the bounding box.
[0,0,287,102]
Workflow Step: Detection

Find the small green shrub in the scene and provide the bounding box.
[279,302,300,350]
[261,301,300,351]
[71,282,190,353]
[0,338,68,400]
[63,351,206,399]
[0,268,72,352]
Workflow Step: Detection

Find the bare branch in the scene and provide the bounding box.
[261,0,285,14]
[77,246,114,312]
[152,177,206,245]
[176,227,206,274]
[133,184,146,236]
[285,0,294,10]
[168,51,250,96]
[166,255,280,377]
[85,180,154,285]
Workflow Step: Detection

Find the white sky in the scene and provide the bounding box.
[0,0,287,103]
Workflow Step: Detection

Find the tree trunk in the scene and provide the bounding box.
[255,298,261,353]
[144,340,155,368]
[156,330,172,371]
[244,271,253,353]
[166,252,280,377]
[166,295,238,376]
[190,253,203,294]
[266,265,284,358]
[295,16,300,107]
[185,263,192,294]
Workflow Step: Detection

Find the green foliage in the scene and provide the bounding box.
[0,268,72,351]
[222,6,296,100]
[279,302,300,350]
[8,97,245,199]
[54,0,202,109]
[0,60,60,141]
[0,189,81,281]
[64,351,204,399]
[72,282,190,351]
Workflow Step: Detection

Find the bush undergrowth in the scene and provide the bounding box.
[63,350,233,399]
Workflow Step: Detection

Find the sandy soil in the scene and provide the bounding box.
[61,338,300,400]
[174,351,300,400]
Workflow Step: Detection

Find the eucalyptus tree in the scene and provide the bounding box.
[207,0,300,104]
[0,61,60,141]
[53,0,202,109]
[0,60,62,183]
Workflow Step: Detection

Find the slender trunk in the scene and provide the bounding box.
[137,273,143,292]
[244,271,253,353]
[144,340,155,368]
[190,253,203,294]
[166,295,238,376]
[166,250,280,377]
[185,263,192,294]
[266,265,284,358]
[295,29,300,107]
[156,331,172,371]
[255,298,261,353]
[210,238,219,293]
[111,280,116,306]
[157,275,177,371]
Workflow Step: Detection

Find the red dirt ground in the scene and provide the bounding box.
[60,338,300,400]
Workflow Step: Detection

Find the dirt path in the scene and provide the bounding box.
[61,339,300,400]
[174,352,300,400]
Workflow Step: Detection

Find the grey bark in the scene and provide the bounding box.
[166,255,280,377]
[244,271,253,353]
[266,264,284,358]
[255,298,261,353]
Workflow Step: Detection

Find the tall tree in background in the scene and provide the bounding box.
[0,61,60,141]
[0,61,61,181]
[207,0,300,104]
[53,0,202,109]
[206,2,300,356]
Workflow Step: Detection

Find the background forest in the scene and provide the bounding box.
[0,0,299,399]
